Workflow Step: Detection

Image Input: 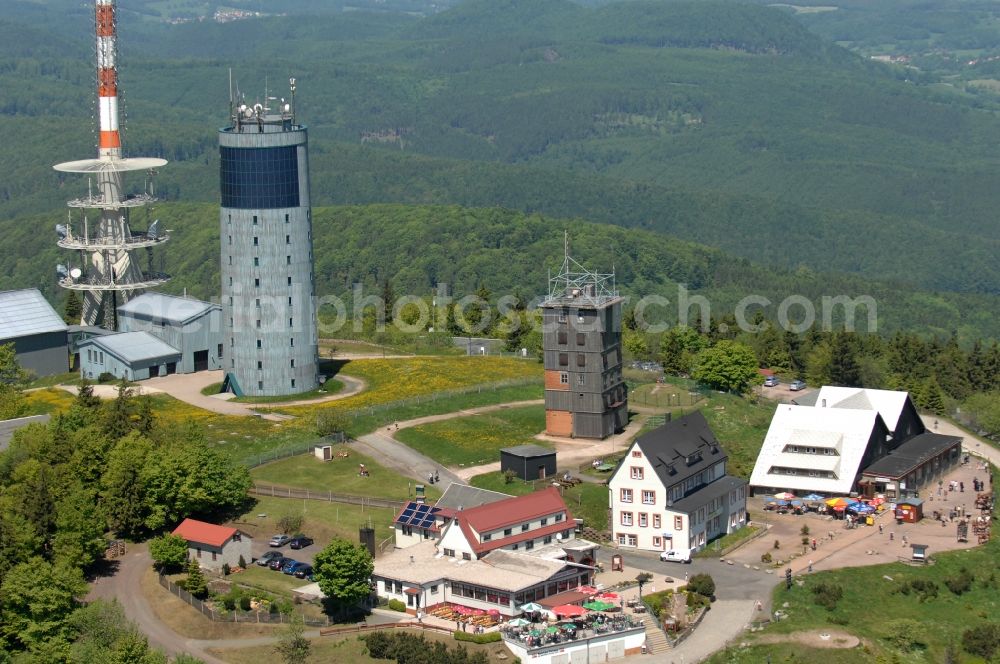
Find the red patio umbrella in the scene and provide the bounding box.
[578,585,599,595]
[487,609,501,616]
[552,604,586,617]
[596,592,619,600]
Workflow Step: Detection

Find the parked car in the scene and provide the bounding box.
[256,551,283,566]
[268,556,288,570]
[288,535,314,550]
[660,549,691,563]
[763,376,779,387]
[281,559,302,574]
[294,564,313,579]
[789,379,807,391]
[269,534,291,547]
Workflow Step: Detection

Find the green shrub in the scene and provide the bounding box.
[896,578,938,603]
[97,372,116,383]
[810,582,843,610]
[222,563,231,576]
[962,622,1000,660]
[882,619,927,653]
[454,630,502,644]
[773,539,780,550]
[687,573,716,598]
[686,591,709,609]
[387,598,407,612]
[945,568,974,595]
[760,552,772,564]
[643,590,673,618]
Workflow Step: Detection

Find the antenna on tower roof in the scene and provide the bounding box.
[564,229,569,261]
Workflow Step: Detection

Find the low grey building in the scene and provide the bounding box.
[78,331,182,381]
[0,289,68,377]
[117,292,222,373]
[501,444,557,481]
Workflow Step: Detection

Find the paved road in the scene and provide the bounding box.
[62,370,368,418]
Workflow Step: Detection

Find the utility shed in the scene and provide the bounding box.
[0,289,68,377]
[501,445,557,481]
[117,292,222,373]
[78,331,181,381]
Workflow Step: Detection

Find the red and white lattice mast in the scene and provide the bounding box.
[53,0,170,330]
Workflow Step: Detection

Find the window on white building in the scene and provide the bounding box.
[642,490,655,505]
[627,535,637,547]
[620,512,633,526]
[653,514,661,529]
[674,516,684,530]
[630,467,643,480]
[638,513,648,528]
[620,488,633,503]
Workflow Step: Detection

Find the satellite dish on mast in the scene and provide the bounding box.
[70,268,83,279]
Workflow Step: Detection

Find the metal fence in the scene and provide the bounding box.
[250,481,406,512]
[157,573,330,626]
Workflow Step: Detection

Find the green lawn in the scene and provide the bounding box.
[695,524,762,558]
[699,394,777,480]
[26,371,79,389]
[230,564,311,597]
[469,471,609,532]
[630,382,703,409]
[394,405,546,467]
[209,629,511,664]
[250,446,441,502]
[227,496,398,554]
[705,643,872,664]
[746,537,1000,662]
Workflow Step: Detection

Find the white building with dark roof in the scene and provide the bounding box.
[751,387,957,499]
[608,411,747,554]
[0,289,68,377]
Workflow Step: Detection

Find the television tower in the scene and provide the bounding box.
[53,0,170,330]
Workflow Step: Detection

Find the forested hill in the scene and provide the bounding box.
[5,0,1000,297]
[2,202,996,341]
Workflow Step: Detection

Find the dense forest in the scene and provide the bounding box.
[0,379,246,660]
[3,0,1000,298]
[3,202,998,341]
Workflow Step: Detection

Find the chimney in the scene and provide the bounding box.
[822,399,827,408]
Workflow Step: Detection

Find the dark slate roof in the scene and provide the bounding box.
[434,483,511,511]
[631,411,727,489]
[501,444,555,458]
[670,476,746,514]
[862,433,962,479]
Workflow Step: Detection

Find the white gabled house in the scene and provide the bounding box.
[375,486,601,616]
[608,411,747,554]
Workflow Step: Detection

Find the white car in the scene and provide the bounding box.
[659,549,691,563]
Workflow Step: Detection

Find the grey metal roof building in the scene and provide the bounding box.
[434,484,511,511]
[0,289,68,377]
[219,88,318,397]
[539,239,627,439]
[117,292,222,374]
[78,331,182,381]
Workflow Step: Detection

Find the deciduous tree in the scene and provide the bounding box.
[148,534,190,573]
[692,340,759,393]
[313,539,374,617]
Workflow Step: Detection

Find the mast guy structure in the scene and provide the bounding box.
[54,0,170,330]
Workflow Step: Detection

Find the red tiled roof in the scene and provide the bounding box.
[451,487,575,556]
[172,518,239,548]
[461,486,568,532]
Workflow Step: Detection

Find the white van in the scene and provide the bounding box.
[659,549,691,563]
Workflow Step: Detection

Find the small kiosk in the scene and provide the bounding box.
[910,543,929,564]
[895,497,923,523]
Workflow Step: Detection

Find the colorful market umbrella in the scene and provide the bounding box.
[825,497,857,508]
[552,604,586,617]
[775,499,789,506]
[583,600,614,611]
[803,493,825,501]
[519,602,544,613]
[849,502,875,514]
[488,609,501,616]
[773,491,797,500]
[507,618,530,627]
[546,626,560,634]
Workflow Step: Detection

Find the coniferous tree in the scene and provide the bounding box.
[828,332,861,386]
[63,291,82,325]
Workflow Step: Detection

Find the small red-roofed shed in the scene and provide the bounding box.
[172,518,252,570]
